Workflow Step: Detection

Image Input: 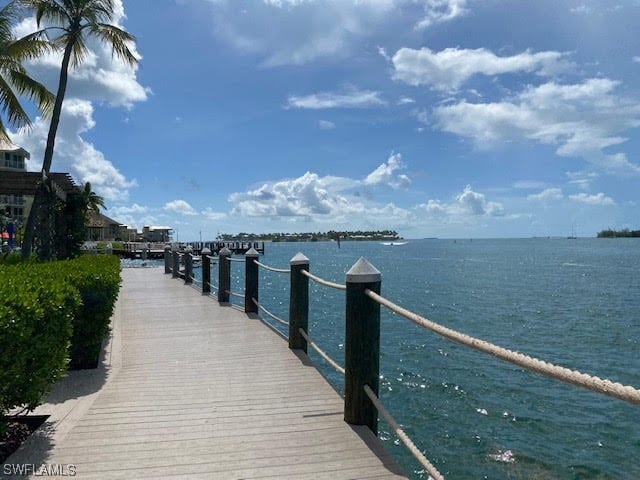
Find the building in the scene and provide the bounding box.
[142,225,172,243]
[0,139,78,227]
[86,211,127,241]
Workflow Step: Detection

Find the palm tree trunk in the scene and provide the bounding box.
[22,40,74,258]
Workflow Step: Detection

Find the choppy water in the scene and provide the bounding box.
[134,239,640,479]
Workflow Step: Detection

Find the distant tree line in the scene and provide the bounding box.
[597,228,640,238]
[218,230,400,242]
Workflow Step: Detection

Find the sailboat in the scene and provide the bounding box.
[567,224,577,239]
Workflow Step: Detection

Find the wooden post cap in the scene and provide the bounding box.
[245,247,260,257]
[290,252,310,265]
[164,244,171,251]
[346,257,381,284]
[185,245,193,253]
[201,247,211,255]
[219,247,232,256]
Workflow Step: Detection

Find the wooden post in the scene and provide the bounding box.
[244,248,259,313]
[201,247,211,294]
[184,246,193,285]
[164,244,171,274]
[218,247,231,303]
[289,253,309,352]
[172,249,180,279]
[344,257,381,434]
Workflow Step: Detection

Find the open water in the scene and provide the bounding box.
[136,238,640,479]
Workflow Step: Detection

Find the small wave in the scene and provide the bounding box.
[561,262,592,268]
[489,449,515,463]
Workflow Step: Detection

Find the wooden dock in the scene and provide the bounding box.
[7,268,405,479]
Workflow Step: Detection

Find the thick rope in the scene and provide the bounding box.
[228,257,245,263]
[226,290,245,299]
[366,289,640,406]
[301,270,346,291]
[298,328,345,375]
[363,385,445,480]
[252,298,289,326]
[207,280,219,291]
[253,259,290,274]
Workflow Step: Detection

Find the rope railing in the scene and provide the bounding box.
[365,289,640,406]
[253,259,291,274]
[298,328,345,376]
[363,385,444,480]
[226,290,245,299]
[207,280,219,291]
[228,257,245,263]
[301,269,346,291]
[251,298,289,326]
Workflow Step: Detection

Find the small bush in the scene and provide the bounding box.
[65,256,121,369]
[0,263,79,434]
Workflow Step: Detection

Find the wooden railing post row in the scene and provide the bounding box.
[244,248,259,313]
[218,247,231,303]
[164,244,171,274]
[201,247,211,294]
[289,253,309,352]
[172,248,180,279]
[344,257,382,434]
[184,245,193,285]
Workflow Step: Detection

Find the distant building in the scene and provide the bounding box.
[142,225,172,242]
[86,211,126,241]
[0,139,78,226]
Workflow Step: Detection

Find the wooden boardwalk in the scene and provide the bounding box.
[7,268,406,479]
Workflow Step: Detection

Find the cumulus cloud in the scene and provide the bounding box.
[417,185,504,217]
[433,78,640,175]
[164,200,197,216]
[392,46,573,91]
[527,187,564,202]
[364,153,411,189]
[13,99,137,201]
[286,89,385,109]
[569,192,615,206]
[201,0,467,66]
[201,208,227,221]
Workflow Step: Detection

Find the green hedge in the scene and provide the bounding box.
[0,255,121,433]
[66,256,121,369]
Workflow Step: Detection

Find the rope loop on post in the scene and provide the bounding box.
[365,289,640,406]
[301,270,346,291]
[363,385,445,480]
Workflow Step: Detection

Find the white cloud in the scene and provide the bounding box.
[112,203,149,214]
[287,89,385,109]
[164,200,197,216]
[392,46,573,91]
[201,0,467,67]
[13,99,137,201]
[318,120,336,129]
[569,192,615,206]
[364,153,411,189]
[201,208,227,221]
[397,96,416,105]
[417,185,504,217]
[633,56,640,64]
[513,180,547,190]
[433,78,640,175]
[528,187,564,202]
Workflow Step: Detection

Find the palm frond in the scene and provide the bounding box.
[89,22,137,67]
[20,0,72,28]
[5,31,55,61]
[0,74,32,128]
[8,69,54,117]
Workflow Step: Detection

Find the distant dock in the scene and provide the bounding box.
[114,241,266,259]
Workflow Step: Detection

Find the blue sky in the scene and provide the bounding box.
[10,0,640,239]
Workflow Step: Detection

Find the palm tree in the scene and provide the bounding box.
[81,181,105,213]
[0,1,53,142]
[20,0,138,258]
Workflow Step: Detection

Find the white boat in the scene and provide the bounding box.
[381,241,407,246]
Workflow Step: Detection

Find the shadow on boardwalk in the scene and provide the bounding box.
[3,268,406,479]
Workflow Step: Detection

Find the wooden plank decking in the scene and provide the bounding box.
[6,268,406,479]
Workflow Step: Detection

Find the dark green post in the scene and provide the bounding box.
[164,244,171,274]
[244,248,259,313]
[184,246,193,285]
[218,247,231,303]
[172,249,180,279]
[289,253,309,352]
[344,257,381,434]
[201,247,211,294]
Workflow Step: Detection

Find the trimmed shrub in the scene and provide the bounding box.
[65,255,121,369]
[0,263,80,434]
